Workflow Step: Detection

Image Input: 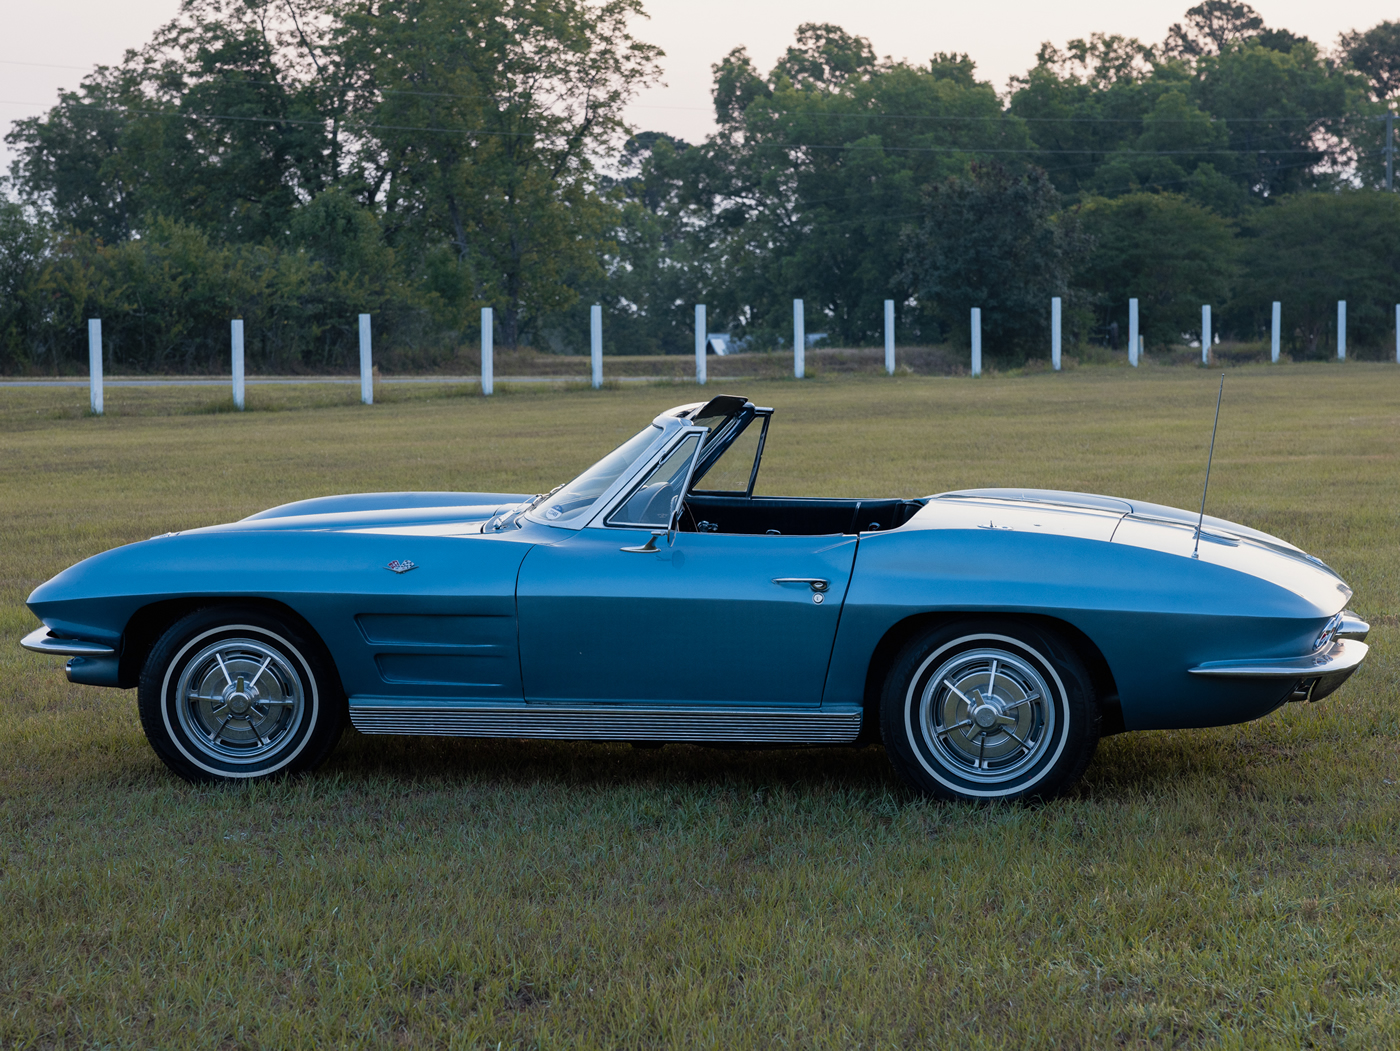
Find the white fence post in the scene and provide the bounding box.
[1051,297,1062,371]
[1201,305,1211,365]
[1271,301,1281,363]
[481,307,494,396]
[1128,298,1139,367]
[87,318,103,415]
[793,299,805,379]
[971,308,982,377]
[358,313,373,405]
[695,304,707,385]
[1337,300,1347,361]
[231,318,245,410]
[590,304,602,389]
[884,299,895,375]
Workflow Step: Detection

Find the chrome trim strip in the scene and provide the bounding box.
[1337,610,1370,642]
[348,702,863,743]
[21,626,116,657]
[1188,638,1368,679]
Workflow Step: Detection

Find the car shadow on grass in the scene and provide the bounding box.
[324,728,906,795]
[316,725,1251,806]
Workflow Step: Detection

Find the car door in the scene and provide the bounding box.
[516,528,857,708]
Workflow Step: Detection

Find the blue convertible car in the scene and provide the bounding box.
[23,395,1369,801]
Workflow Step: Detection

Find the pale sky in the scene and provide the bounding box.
[2,0,1394,169]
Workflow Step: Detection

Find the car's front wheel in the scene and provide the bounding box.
[880,620,1100,803]
[137,606,345,782]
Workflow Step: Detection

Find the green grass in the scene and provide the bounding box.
[2,364,1399,1049]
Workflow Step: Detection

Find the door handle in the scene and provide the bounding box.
[622,530,667,553]
[772,577,829,593]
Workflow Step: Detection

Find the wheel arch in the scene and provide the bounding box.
[117,597,341,695]
[858,611,1123,742]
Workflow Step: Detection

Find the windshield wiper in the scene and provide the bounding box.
[529,484,565,510]
[484,485,564,533]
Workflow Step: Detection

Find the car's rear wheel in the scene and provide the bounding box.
[880,620,1099,803]
[137,606,345,783]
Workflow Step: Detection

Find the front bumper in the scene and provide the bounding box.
[1188,636,1369,703]
[20,626,115,657]
[20,626,122,687]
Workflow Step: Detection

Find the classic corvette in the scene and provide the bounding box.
[22,395,1370,802]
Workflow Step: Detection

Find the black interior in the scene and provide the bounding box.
[681,494,926,536]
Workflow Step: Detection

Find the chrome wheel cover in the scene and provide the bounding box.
[173,637,307,765]
[917,647,1056,785]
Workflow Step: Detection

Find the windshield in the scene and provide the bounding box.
[526,424,662,526]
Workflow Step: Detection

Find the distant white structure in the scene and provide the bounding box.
[971,308,982,377]
[481,307,494,395]
[88,318,102,415]
[694,304,707,385]
[793,299,804,379]
[359,313,373,404]
[705,333,730,355]
[884,299,895,375]
[231,318,245,410]
[1128,298,1139,367]
[590,304,602,389]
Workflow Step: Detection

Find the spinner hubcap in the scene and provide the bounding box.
[917,647,1056,784]
[174,638,306,764]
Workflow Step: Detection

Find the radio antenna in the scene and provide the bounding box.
[1193,373,1225,559]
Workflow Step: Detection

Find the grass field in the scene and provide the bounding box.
[2,364,1399,1049]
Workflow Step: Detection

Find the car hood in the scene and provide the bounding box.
[196,491,538,535]
[926,488,1350,613]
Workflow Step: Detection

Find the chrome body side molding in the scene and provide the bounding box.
[348,702,864,743]
[21,626,116,657]
[1188,637,1368,703]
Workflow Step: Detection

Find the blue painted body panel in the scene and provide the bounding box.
[25,473,1357,733]
[28,501,537,705]
[517,527,857,707]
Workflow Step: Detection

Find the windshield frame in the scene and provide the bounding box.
[524,416,686,528]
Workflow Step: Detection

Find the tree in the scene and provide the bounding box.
[902,164,1087,363]
[6,0,343,245]
[5,67,147,244]
[1007,35,1158,197]
[1236,192,1400,356]
[336,0,661,346]
[1190,41,1356,200]
[1075,193,1237,348]
[1163,1,1267,59]
[673,26,1032,348]
[0,192,51,372]
[1010,6,1358,208]
[578,132,702,355]
[1339,21,1400,102]
[1338,21,1400,188]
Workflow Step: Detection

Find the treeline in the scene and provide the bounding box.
[2,0,1399,372]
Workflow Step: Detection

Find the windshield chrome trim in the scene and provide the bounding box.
[523,418,687,529]
[602,422,711,528]
[589,424,709,530]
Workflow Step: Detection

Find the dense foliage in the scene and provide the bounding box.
[2,0,1399,371]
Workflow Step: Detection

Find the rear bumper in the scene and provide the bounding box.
[1188,637,1369,703]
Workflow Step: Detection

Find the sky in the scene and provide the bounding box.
[1,0,1394,168]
